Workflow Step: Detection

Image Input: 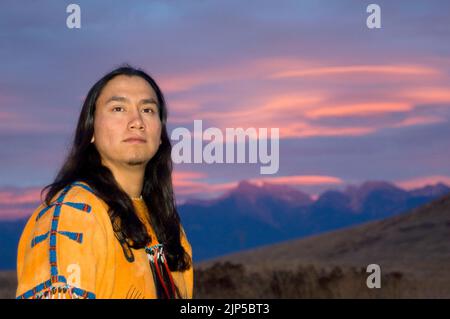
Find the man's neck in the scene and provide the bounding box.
[103,161,145,199]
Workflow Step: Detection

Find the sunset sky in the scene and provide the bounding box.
[1,0,449,217]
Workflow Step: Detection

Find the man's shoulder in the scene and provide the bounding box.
[17,181,113,258]
[61,181,104,206]
[30,181,109,227]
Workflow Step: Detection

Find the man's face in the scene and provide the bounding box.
[93,75,162,169]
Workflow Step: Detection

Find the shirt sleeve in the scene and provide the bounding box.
[16,194,108,299]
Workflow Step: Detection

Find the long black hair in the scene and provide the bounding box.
[41,64,191,298]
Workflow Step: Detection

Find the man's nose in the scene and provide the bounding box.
[129,109,145,130]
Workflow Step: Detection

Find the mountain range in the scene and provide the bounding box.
[0,180,449,269]
[180,180,450,262]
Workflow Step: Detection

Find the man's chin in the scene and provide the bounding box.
[125,158,148,166]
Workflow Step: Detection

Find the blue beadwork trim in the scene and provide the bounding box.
[32,183,94,247]
[16,275,96,299]
[71,181,95,194]
[20,181,98,299]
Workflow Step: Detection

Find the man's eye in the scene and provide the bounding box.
[143,108,155,114]
[112,106,124,112]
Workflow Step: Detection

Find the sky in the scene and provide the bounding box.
[1,0,450,217]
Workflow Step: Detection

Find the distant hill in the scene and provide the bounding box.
[197,193,450,282]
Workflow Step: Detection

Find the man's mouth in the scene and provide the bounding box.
[123,138,147,144]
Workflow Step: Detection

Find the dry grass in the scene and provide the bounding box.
[0,271,16,299]
[193,261,449,299]
[193,194,450,299]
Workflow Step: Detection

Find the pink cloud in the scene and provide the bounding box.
[305,102,412,118]
[281,125,376,138]
[172,169,237,198]
[398,87,450,104]
[393,115,446,128]
[163,58,448,139]
[0,186,42,220]
[394,175,450,190]
[0,187,42,205]
[249,175,344,186]
[269,64,439,79]
[172,170,207,185]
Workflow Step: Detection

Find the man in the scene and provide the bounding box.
[16,65,193,299]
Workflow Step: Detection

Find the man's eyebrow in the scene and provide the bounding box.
[105,96,129,104]
[140,98,158,105]
[105,96,158,105]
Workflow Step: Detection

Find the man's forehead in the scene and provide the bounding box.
[98,76,157,101]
